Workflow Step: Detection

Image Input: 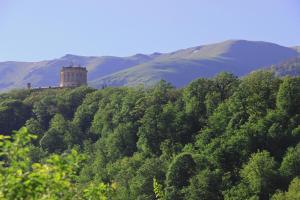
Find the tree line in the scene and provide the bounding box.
[0,71,300,199]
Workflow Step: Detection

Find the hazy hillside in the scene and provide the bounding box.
[268,56,300,77]
[292,46,300,53]
[0,40,299,91]
[91,40,299,87]
[0,54,156,91]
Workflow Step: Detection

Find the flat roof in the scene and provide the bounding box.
[61,66,87,71]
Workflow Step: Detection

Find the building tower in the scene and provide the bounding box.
[60,65,88,87]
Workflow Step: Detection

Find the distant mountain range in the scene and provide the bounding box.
[292,46,300,53]
[0,40,299,91]
[269,56,300,77]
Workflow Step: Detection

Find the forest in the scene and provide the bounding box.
[0,71,300,200]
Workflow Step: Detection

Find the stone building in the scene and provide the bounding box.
[60,66,87,87]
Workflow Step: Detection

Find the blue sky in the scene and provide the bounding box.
[0,0,299,61]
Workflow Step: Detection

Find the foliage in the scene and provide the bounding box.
[0,127,111,200]
[276,77,300,116]
[271,178,300,200]
[1,72,300,199]
[240,151,280,199]
[279,143,300,181]
[184,169,222,200]
[153,177,165,200]
[0,99,31,133]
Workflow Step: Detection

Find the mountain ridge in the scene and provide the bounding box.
[292,46,300,53]
[90,40,299,87]
[0,40,299,91]
[268,56,300,77]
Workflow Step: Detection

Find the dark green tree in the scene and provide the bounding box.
[165,153,196,200]
[276,77,300,116]
[240,151,279,199]
[0,99,31,133]
[280,143,300,182]
[184,169,222,200]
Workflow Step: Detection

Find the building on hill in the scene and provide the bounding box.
[26,65,88,90]
[60,65,88,87]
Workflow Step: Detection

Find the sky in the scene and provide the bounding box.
[0,0,299,61]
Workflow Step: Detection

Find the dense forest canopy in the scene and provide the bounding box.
[0,71,300,199]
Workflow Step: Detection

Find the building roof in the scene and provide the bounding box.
[61,66,87,71]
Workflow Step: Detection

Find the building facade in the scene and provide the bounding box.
[60,66,87,87]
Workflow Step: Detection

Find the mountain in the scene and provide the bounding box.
[268,56,300,77]
[292,46,300,53]
[0,54,157,91]
[90,40,299,87]
[0,40,299,91]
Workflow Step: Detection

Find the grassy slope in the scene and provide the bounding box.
[0,54,154,91]
[90,40,299,87]
[0,40,299,91]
